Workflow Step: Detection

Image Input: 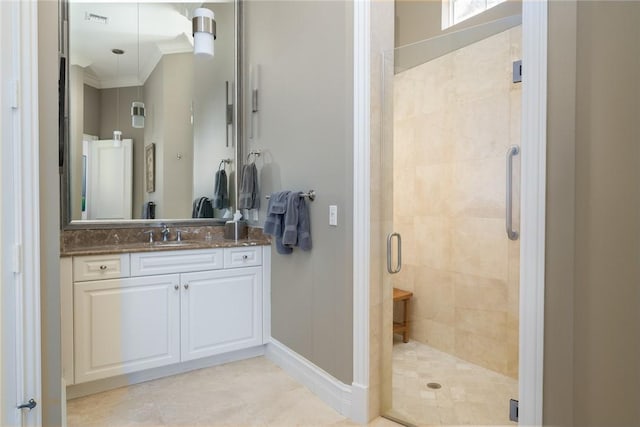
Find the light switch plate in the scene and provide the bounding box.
[329,205,338,226]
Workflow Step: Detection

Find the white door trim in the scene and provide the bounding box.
[351,0,371,423]
[519,1,547,425]
[351,0,547,424]
[2,0,43,425]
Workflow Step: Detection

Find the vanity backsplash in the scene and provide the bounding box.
[61,225,269,256]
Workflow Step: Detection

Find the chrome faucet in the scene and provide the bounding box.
[161,224,170,242]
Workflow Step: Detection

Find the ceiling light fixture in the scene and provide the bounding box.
[192,8,216,57]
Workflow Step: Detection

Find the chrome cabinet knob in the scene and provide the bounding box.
[174,284,179,290]
[99,265,108,271]
[242,255,249,260]
[184,284,189,290]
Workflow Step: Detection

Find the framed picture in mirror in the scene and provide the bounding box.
[145,143,155,193]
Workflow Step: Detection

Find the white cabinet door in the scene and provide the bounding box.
[74,275,181,383]
[181,267,262,361]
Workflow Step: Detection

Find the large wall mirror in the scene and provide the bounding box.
[61,0,241,227]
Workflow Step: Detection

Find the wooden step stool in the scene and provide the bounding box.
[393,288,413,343]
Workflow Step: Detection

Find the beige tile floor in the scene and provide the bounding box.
[387,340,518,426]
[67,356,400,427]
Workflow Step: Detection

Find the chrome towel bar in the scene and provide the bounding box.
[265,190,316,202]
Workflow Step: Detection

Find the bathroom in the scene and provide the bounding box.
[11,0,530,425]
[2,0,640,426]
[57,0,524,424]
[59,0,357,425]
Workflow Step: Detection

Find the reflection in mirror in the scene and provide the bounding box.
[66,1,237,224]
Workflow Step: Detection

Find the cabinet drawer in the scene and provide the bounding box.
[130,249,223,276]
[73,254,130,282]
[224,246,262,268]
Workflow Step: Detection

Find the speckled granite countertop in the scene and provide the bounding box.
[61,225,270,257]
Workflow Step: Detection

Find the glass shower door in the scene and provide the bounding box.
[381,20,522,426]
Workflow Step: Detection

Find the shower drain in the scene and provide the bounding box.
[426,382,442,389]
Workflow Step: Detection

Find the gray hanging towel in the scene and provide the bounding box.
[282,192,312,251]
[263,191,292,254]
[212,169,228,209]
[238,163,260,209]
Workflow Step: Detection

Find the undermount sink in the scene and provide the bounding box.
[151,241,192,247]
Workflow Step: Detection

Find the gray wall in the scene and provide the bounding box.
[545,1,640,425]
[544,1,576,425]
[98,86,145,218]
[143,53,194,219]
[395,0,521,47]
[38,1,62,425]
[143,59,165,216]
[83,84,100,137]
[244,0,354,383]
[159,54,194,219]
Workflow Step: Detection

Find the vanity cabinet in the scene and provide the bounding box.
[181,267,262,361]
[74,274,181,384]
[62,246,266,386]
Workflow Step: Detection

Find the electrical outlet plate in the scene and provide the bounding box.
[329,205,337,226]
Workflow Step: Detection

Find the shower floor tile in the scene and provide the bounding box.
[389,340,518,426]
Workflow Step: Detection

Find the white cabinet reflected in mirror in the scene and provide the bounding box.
[64,0,240,225]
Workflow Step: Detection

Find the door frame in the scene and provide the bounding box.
[351,1,547,425]
[1,0,43,425]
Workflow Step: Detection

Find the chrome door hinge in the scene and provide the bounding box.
[513,60,522,83]
[509,398,518,422]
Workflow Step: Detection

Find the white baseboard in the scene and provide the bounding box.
[350,382,369,424]
[265,338,353,419]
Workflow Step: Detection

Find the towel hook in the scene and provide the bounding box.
[247,150,261,162]
[218,158,231,171]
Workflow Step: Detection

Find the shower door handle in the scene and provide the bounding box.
[387,232,402,274]
[506,145,520,241]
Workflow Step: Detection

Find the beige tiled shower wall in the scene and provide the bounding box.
[392,27,521,379]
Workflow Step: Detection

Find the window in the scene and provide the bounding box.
[442,0,507,29]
